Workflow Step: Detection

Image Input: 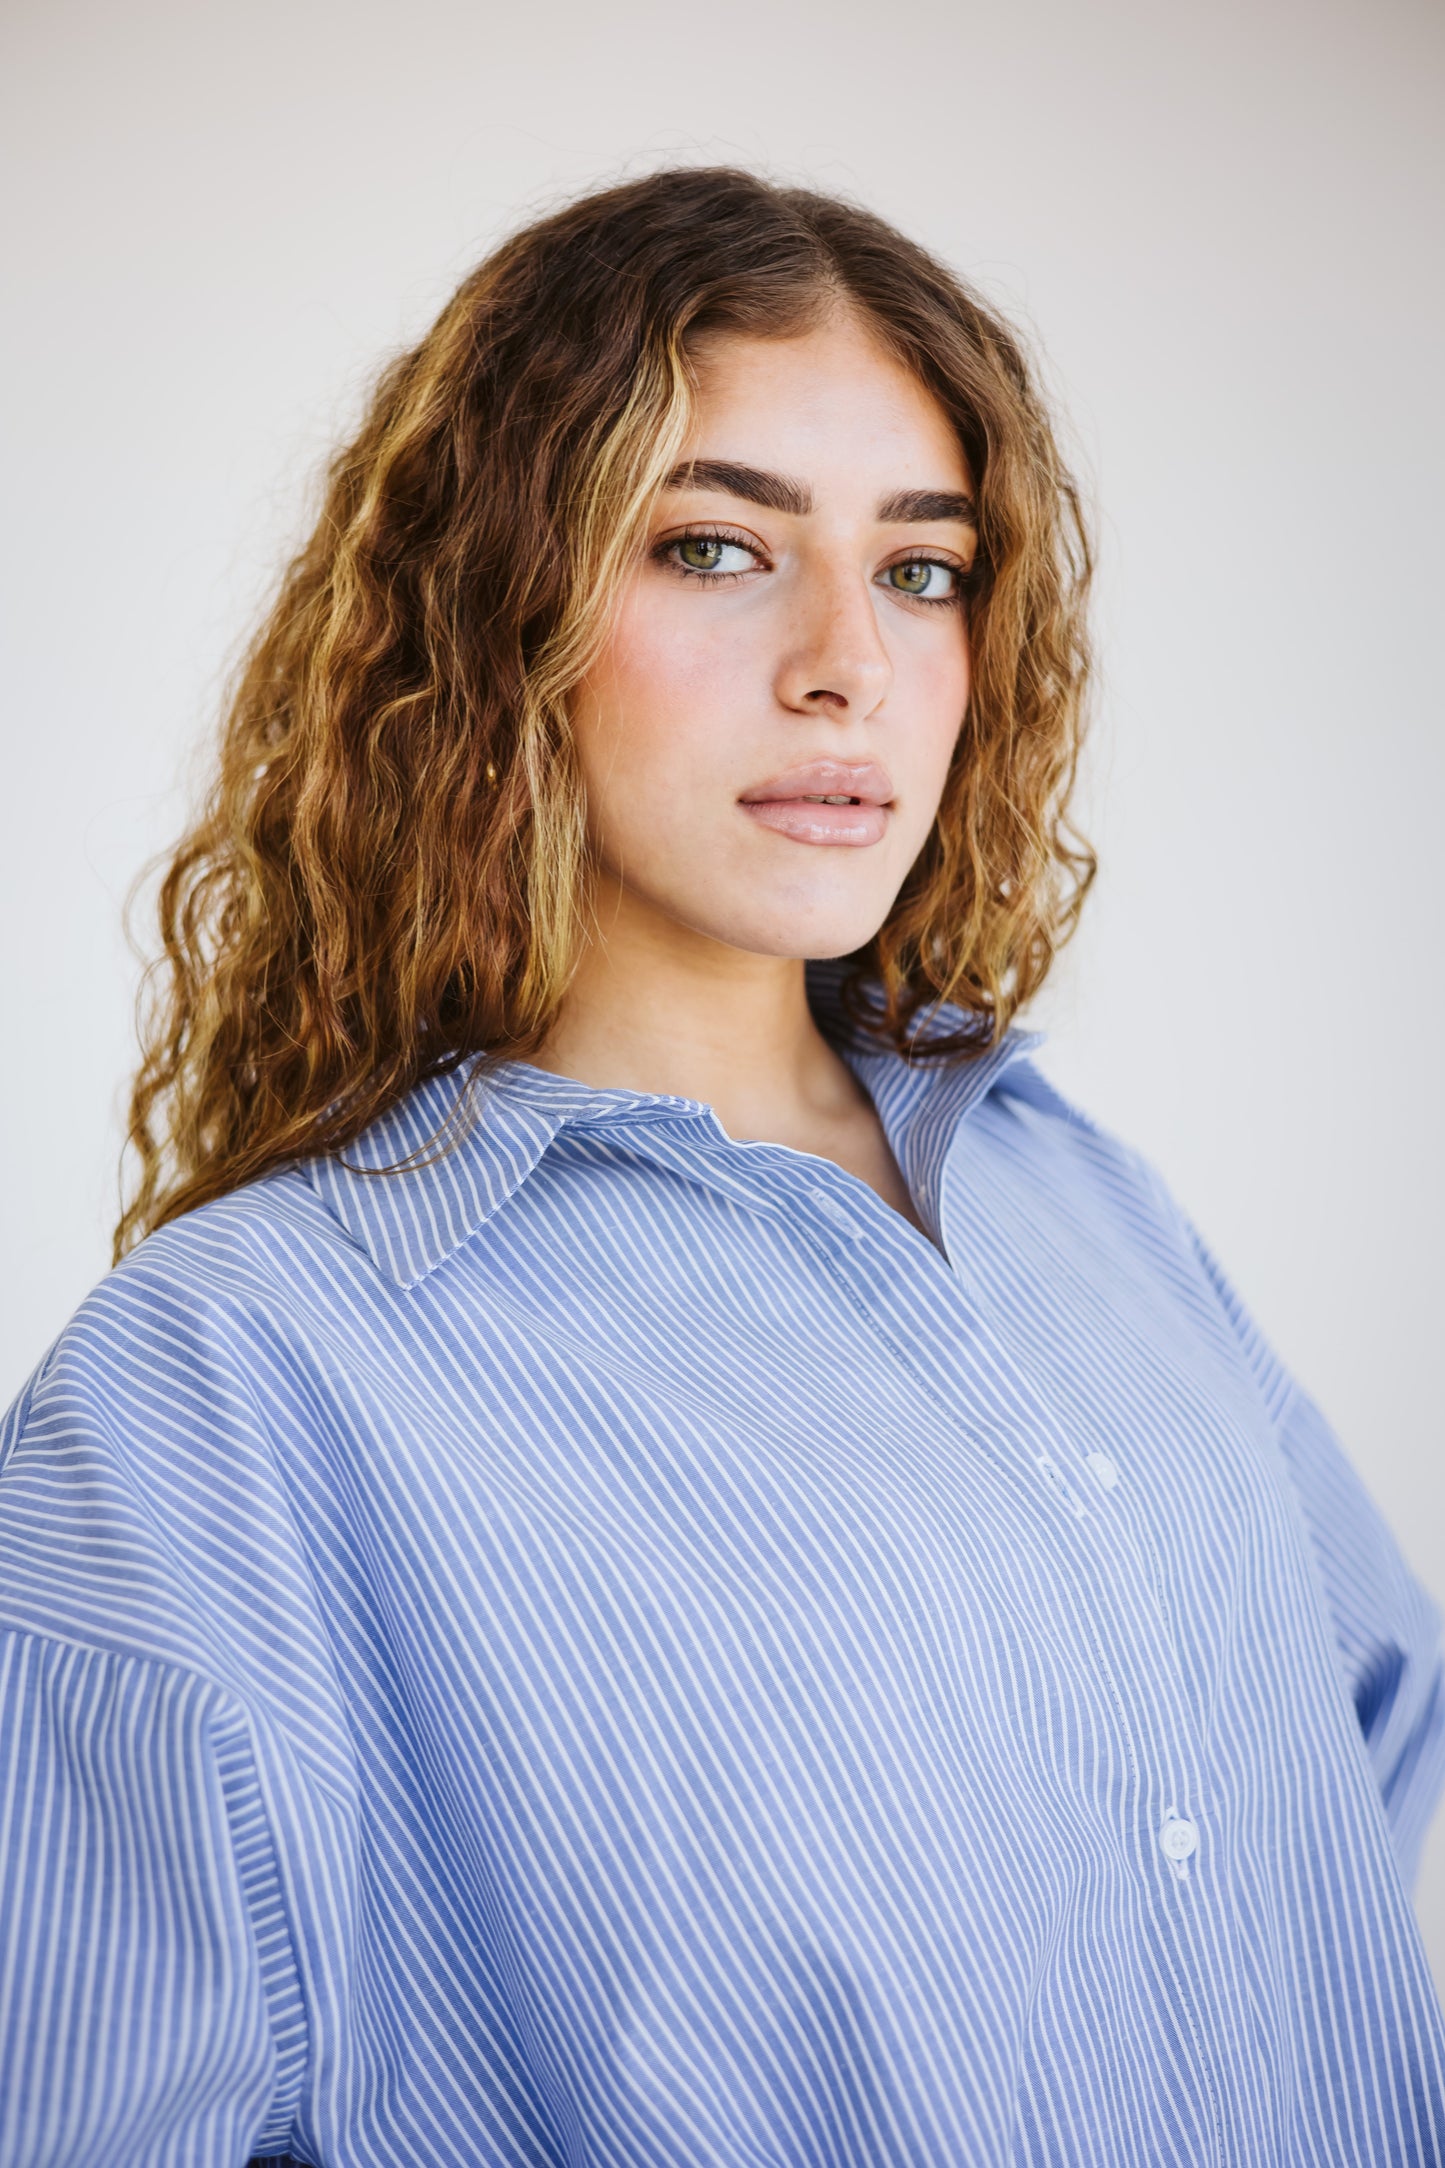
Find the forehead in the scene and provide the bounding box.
[683,312,971,495]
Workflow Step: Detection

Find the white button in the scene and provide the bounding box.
[1085,1452,1120,1490]
[1159,1815,1199,1863]
[810,1187,861,1237]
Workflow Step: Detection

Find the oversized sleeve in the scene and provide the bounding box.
[0,1631,295,2165]
[1188,1216,1445,1888]
[0,1250,349,2166]
[1271,1383,1445,1886]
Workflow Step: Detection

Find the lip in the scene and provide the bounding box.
[739,760,893,807]
[737,759,894,849]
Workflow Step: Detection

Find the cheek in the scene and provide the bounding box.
[900,621,971,791]
[574,588,743,807]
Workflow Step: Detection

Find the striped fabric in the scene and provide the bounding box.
[3,968,1444,2166]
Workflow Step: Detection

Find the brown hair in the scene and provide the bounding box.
[116,166,1094,1258]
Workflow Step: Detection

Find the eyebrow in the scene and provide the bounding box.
[664,461,976,527]
[665,460,811,516]
[877,486,977,526]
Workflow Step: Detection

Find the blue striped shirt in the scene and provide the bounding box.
[4,970,1445,2166]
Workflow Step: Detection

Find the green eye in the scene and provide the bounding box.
[664,533,758,577]
[885,559,957,598]
[677,536,727,571]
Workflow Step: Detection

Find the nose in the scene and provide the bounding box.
[773,558,893,719]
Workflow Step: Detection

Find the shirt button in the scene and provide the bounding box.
[1085,1452,1120,1490]
[1159,1815,1199,1864]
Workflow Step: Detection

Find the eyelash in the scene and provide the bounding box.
[652,526,975,607]
[652,526,766,583]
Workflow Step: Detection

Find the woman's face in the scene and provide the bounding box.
[571,309,976,962]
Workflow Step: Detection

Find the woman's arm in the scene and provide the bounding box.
[0,1631,301,2164]
[0,1237,337,2165]
[1271,1381,1445,1886]
[1184,1211,1445,1887]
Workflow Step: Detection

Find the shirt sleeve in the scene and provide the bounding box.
[1272,1384,1445,1887]
[0,1630,292,2166]
[0,1252,337,2166]
[1185,1214,1445,1889]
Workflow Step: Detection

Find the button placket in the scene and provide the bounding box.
[803,1180,1217,1921]
[802,1137,1224,2126]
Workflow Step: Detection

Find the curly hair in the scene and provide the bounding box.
[116,166,1094,1259]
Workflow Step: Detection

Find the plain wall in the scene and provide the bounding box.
[4,0,1444,1980]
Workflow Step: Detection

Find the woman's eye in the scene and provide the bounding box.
[881,558,959,600]
[671,535,756,575]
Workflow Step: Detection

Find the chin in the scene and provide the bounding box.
[706,896,891,963]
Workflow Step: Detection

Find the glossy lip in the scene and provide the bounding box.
[738,759,893,807]
[737,759,893,849]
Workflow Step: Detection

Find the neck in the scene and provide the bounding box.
[531,876,865,1141]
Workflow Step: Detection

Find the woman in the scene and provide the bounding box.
[2,168,1442,2167]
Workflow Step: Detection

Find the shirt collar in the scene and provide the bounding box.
[302,966,1054,1288]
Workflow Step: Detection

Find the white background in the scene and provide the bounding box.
[4,0,1443,1980]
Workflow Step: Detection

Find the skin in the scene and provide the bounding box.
[533,307,977,1239]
